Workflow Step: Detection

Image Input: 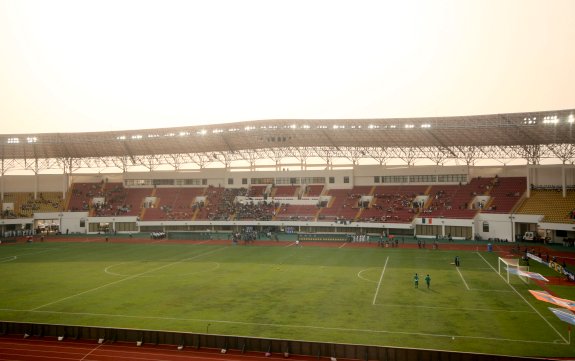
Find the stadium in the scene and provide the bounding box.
[1,110,575,360]
[2,1,575,360]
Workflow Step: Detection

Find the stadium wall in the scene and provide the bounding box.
[3,165,574,194]
[1,174,64,195]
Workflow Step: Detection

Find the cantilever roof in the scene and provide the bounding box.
[1,110,574,161]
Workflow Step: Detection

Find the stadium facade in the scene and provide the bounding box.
[1,109,574,243]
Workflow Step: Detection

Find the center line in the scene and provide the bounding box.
[372,256,389,305]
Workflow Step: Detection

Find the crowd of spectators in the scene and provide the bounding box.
[1,192,62,218]
[70,182,135,217]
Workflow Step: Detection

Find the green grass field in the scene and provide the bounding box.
[1,240,574,358]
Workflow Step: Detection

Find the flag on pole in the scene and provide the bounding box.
[549,307,575,326]
[529,290,575,311]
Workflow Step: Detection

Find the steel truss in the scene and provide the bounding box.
[2,144,573,174]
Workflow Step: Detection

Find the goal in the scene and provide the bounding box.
[498,257,530,284]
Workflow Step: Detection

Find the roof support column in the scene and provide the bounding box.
[526,166,531,198]
[0,158,6,202]
[0,162,4,202]
[33,158,39,200]
[561,165,566,198]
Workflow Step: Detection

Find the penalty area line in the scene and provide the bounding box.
[476,252,568,344]
[456,266,470,290]
[372,256,389,305]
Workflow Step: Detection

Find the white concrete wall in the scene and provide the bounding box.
[1,174,64,193]
[34,211,89,234]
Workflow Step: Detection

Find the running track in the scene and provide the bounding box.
[0,335,355,361]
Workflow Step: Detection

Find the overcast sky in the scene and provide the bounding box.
[1,0,574,135]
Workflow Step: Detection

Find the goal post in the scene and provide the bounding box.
[498,257,529,284]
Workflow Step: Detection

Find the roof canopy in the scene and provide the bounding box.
[1,109,574,172]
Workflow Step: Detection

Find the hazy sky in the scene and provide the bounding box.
[1,0,574,135]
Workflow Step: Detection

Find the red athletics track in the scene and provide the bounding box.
[0,335,359,361]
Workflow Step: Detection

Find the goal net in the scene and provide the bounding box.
[498,257,530,284]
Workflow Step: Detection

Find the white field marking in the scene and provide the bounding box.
[150,239,166,244]
[30,247,227,311]
[455,267,470,290]
[80,343,103,361]
[0,248,57,263]
[104,262,131,276]
[339,242,347,248]
[285,242,295,247]
[195,240,212,245]
[0,256,17,263]
[357,268,379,283]
[105,261,220,277]
[372,257,389,305]
[476,252,568,344]
[15,248,58,257]
[374,303,533,313]
[82,238,100,243]
[1,308,564,346]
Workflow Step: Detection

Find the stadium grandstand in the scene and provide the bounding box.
[1,109,574,245]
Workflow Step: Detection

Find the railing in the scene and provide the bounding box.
[0,321,539,361]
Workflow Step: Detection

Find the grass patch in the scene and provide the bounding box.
[0,242,574,357]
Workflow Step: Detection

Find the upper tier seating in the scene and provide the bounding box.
[481,176,526,214]
[67,182,102,212]
[304,184,324,197]
[248,185,267,197]
[275,204,319,221]
[423,179,488,219]
[358,185,428,223]
[272,185,299,197]
[67,182,152,217]
[1,192,63,218]
[143,187,205,221]
[96,186,152,217]
[516,189,575,223]
[234,200,275,221]
[318,186,373,222]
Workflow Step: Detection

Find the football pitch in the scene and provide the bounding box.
[0,240,573,358]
